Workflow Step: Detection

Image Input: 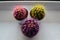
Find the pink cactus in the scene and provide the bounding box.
[13,6,28,20]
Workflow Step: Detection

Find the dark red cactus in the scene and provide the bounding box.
[21,20,39,38]
[13,6,28,20]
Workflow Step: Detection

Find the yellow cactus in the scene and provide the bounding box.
[30,4,46,20]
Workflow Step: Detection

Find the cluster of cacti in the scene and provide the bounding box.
[13,4,45,38]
